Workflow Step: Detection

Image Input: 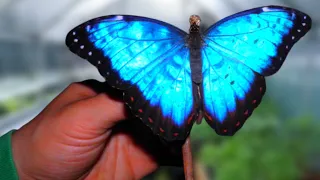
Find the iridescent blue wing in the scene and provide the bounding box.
[201,6,311,135]
[65,15,197,141]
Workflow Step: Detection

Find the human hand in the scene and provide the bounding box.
[12,80,182,180]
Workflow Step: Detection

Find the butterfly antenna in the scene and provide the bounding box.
[182,136,194,180]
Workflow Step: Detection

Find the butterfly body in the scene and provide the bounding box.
[187,16,205,126]
[66,6,311,141]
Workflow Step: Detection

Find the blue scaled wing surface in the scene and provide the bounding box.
[65,15,197,141]
[201,6,311,135]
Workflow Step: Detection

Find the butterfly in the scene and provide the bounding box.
[65,5,311,141]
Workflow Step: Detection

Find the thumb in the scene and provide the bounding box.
[66,93,128,133]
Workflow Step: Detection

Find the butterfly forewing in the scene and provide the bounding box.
[204,6,311,76]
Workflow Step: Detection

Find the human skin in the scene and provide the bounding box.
[11,80,182,180]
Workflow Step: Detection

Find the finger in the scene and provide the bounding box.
[48,80,104,109]
[55,80,101,104]
[65,93,128,133]
[85,134,158,180]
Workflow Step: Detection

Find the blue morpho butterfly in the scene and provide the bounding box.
[66,6,311,141]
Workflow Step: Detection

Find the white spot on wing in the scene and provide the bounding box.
[262,7,272,12]
[302,23,306,26]
[74,39,78,42]
[88,52,92,56]
[72,31,76,35]
[80,45,84,49]
[112,15,124,21]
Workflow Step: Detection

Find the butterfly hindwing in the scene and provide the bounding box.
[66,15,197,140]
[201,6,310,135]
[202,50,266,135]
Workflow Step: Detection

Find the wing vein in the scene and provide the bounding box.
[126,41,184,82]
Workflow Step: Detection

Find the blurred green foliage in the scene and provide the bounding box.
[0,90,57,117]
[0,96,35,117]
[154,168,170,180]
[191,98,320,180]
